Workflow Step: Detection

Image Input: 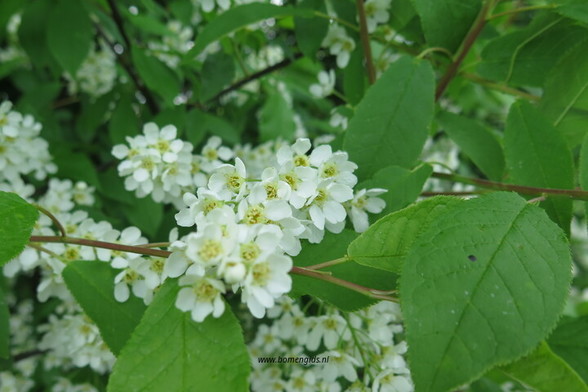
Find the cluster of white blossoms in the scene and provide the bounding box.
[65,42,117,98]
[112,125,386,321]
[322,24,356,69]
[0,101,57,182]
[248,297,414,392]
[148,21,194,68]
[1,179,121,374]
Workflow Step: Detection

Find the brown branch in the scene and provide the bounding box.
[29,236,171,258]
[101,3,159,113]
[13,349,48,362]
[435,0,497,101]
[206,52,304,103]
[432,172,588,201]
[34,205,66,237]
[355,0,376,84]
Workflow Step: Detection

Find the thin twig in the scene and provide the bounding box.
[13,349,48,362]
[100,3,159,113]
[489,4,557,20]
[106,0,132,51]
[461,73,540,101]
[435,0,498,101]
[290,266,397,302]
[306,256,350,270]
[29,236,171,258]
[420,190,488,197]
[205,52,303,103]
[355,0,376,85]
[27,243,64,260]
[432,172,588,201]
[34,205,66,237]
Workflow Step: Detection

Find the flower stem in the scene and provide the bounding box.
[34,205,66,237]
[290,266,397,302]
[306,256,350,270]
[313,11,360,32]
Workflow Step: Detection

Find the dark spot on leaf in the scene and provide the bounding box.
[468,255,477,262]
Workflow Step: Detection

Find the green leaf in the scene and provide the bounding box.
[18,0,56,68]
[52,147,101,190]
[124,196,163,239]
[401,192,572,392]
[358,164,433,219]
[504,101,574,235]
[123,12,174,36]
[258,86,296,142]
[185,109,240,146]
[132,47,180,105]
[46,0,93,75]
[478,15,588,87]
[0,191,38,267]
[437,111,505,181]
[109,94,140,146]
[62,260,146,356]
[0,284,9,359]
[412,0,481,53]
[343,47,367,106]
[556,1,588,24]
[189,3,313,57]
[348,196,460,274]
[294,0,329,59]
[540,44,588,148]
[343,56,435,180]
[107,280,250,392]
[548,316,588,383]
[499,342,588,392]
[200,51,236,101]
[292,230,398,312]
[76,92,114,143]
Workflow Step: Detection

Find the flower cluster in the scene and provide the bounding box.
[162,136,385,321]
[0,101,57,183]
[65,42,117,98]
[111,125,387,322]
[248,297,414,392]
[148,21,194,68]
[112,122,199,207]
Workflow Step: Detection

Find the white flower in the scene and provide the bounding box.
[240,252,293,318]
[310,70,336,98]
[175,188,229,227]
[310,144,358,187]
[364,0,392,33]
[285,368,317,392]
[113,257,151,303]
[248,167,291,205]
[306,313,350,351]
[321,349,361,382]
[307,181,354,230]
[208,157,248,200]
[372,370,413,392]
[348,188,387,232]
[201,136,233,171]
[176,275,226,322]
[322,25,356,68]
